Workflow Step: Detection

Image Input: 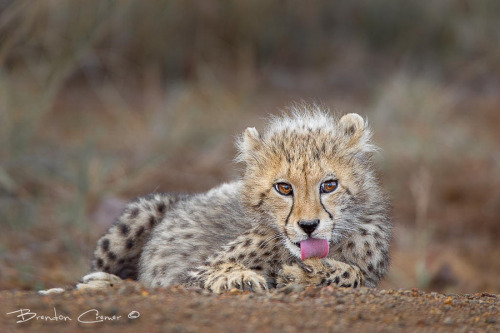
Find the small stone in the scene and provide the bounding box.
[485,317,497,324]
[443,296,453,305]
[334,305,345,312]
[416,319,431,326]
[443,317,454,325]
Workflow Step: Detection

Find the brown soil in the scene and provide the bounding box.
[1,282,498,333]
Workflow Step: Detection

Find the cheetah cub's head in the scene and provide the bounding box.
[237,107,380,259]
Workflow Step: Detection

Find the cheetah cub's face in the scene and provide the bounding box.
[238,111,377,259]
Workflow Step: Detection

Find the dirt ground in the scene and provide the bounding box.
[1,281,498,333]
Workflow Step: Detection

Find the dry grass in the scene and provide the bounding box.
[0,0,499,293]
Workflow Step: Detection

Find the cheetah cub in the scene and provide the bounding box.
[82,106,391,293]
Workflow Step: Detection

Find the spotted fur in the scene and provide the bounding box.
[91,193,188,280]
[87,105,392,292]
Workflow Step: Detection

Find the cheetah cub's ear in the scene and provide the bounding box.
[338,113,374,153]
[236,127,262,165]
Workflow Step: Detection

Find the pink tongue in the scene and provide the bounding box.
[300,238,330,260]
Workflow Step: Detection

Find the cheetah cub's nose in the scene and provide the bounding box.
[298,219,320,235]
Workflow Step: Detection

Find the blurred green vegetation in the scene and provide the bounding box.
[0,0,499,292]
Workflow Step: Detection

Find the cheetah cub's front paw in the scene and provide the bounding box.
[277,258,364,289]
[76,272,124,291]
[204,263,268,293]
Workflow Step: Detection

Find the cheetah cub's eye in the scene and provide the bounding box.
[320,180,338,194]
[274,183,293,196]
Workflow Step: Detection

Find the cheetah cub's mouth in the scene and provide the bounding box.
[297,238,330,260]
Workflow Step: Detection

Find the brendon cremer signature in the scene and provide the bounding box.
[6,307,140,324]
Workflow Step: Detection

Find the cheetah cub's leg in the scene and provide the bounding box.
[91,193,185,281]
[76,272,124,291]
[78,193,185,291]
[277,258,364,289]
[182,226,284,293]
[199,263,269,293]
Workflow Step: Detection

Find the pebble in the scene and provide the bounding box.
[443,317,454,325]
[334,305,345,312]
[359,288,369,295]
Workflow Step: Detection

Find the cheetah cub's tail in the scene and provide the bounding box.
[90,192,187,280]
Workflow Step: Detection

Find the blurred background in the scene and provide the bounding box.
[0,0,499,294]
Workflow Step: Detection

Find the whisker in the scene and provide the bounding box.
[258,233,282,249]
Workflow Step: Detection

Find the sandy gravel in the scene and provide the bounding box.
[1,281,498,333]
